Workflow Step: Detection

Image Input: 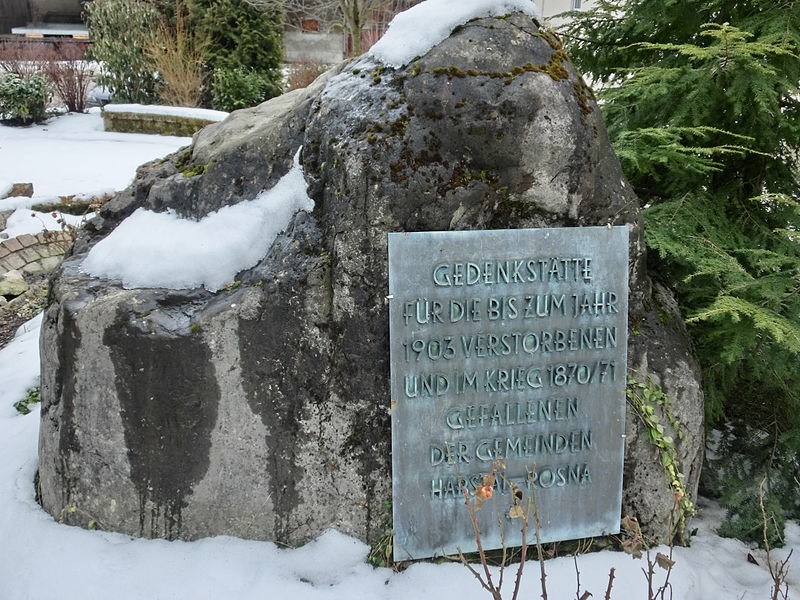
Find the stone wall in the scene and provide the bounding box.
[102,111,220,137]
[0,230,72,276]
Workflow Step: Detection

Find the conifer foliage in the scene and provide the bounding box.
[191,0,284,110]
[86,0,284,109]
[561,1,800,543]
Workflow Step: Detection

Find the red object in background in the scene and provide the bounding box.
[0,36,90,60]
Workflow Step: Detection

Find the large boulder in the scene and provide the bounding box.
[39,10,703,546]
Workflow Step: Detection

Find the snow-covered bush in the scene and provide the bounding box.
[0,73,51,124]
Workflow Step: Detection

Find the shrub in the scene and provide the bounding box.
[563,1,800,546]
[717,485,786,549]
[45,43,92,113]
[193,0,283,107]
[147,4,206,107]
[0,42,91,113]
[0,73,51,124]
[704,424,798,549]
[211,66,281,112]
[193,0,283,72]
[84,0,160,104]
[0,41,50,78]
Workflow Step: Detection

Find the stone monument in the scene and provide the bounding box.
[38,6,703,549]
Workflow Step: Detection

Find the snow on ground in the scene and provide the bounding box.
[0,315,41,420]
[103,104,229,121]
[82,148,313,291]
[2,208,90,239]
[0,110,189,203]
[1,3,799,597]
[0,316,798,600]
[368,0,540,67]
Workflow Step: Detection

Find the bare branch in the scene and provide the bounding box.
[532,493,549,600]
[604,567,616,600]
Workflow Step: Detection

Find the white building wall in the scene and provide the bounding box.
[284,31,345,64]
[538,0,595,24]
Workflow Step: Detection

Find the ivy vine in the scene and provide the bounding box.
[626,374,695,526]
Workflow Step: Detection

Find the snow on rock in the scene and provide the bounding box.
[103,104,229,122]
[368,0,540,67]
[0,180,11,199]
[82,149,313,291]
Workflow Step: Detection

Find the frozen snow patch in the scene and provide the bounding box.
[82,148,313,292]
[281,530,371,586]
[368,0,540,67]
[0,196,47,210]
[103,104,229,122]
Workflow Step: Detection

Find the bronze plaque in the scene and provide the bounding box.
[388,227,629,560]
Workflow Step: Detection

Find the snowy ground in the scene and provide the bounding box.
[1,0,799,592]
[0,110,189,242]
[0,110,797,600]
[0,315,798,599]
[0,109,189,203]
